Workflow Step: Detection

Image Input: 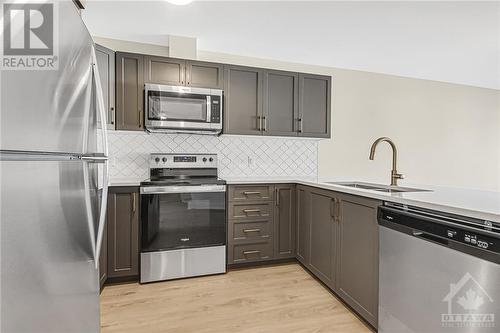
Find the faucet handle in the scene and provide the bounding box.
[396,173,405,180]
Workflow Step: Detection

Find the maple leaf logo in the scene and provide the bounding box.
[457,289,484,311]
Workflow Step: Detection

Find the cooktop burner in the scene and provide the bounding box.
[140,153,225,187]
[140,177,226,187]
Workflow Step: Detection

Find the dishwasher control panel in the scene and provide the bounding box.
[379,205,500,255]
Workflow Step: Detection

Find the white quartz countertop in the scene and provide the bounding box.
[110,177,500,222]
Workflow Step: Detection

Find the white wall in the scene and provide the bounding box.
[94,38,500,191]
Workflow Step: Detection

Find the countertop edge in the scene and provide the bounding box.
[110,178,500,222]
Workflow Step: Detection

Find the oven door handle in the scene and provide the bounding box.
[140,185,226,194]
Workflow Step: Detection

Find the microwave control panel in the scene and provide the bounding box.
[210,96,221,123]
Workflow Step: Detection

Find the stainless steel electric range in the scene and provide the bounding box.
[140,153,226,283]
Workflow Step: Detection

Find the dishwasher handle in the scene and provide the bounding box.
[412,230,449,246]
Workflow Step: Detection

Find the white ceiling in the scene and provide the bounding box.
[82,1,500,90]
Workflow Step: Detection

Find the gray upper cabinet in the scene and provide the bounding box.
[144,56,185,86]
[106,187,140,279]
[95,44,115,130]
[274,185,296,259]
[223,65,263,135]
[308,188,336,289]
[336,193,380,328]
[262,70,299,136]
[298,73,331,138]
[187,61,223,89]
[143,56,223,89]
[116,52,144,130]
[296,185,311,265]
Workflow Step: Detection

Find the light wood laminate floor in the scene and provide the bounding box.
[100,263,372,333]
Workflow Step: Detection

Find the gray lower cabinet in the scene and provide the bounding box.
[296,184,380,328]
[308,188,337,289]
[336,193,379,328]
[223,65,263,135]
[274,185,296,259]
[297,186,337,289]
[115,52,144,130]
[298,73,331,138]
[106,187,140,279]
[262,70,299,136]
[95,44,115,130]
[296,185,310,265]
[99,218,107,289]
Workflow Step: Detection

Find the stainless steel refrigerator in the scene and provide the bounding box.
[1,1,108,332]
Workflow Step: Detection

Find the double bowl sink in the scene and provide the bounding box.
[327,181,431,193]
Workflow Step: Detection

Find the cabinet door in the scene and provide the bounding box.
[296,186,310,265]
[116,52,144,130]
[298,73,331,138]
[187,61,223,89]
[274,185,296,259]
[309,188,336,289]
[144,56,185,86]
[95,44,115,130]
[337,194,380,327]
[263,70,298,137]
[223,65,263,135]
[99,219,107,289]
[107,188,139,278]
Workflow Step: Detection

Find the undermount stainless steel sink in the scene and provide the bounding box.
[327,181,431,193]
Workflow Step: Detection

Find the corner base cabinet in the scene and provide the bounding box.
[296,185,380,328]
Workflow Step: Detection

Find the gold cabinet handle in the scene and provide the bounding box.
[243,228,261,233]
[336,198,341,223]
[330,198,335,218]
[243,250,260,255]
[132,193,136,213]
[243,191,261,195]
[276,188,280,206]
[243,209,261,213]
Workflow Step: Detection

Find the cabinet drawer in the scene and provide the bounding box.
[229,202,273,220]
[231,220,272,242]
[228,185,274,201]
[230,241,273,263]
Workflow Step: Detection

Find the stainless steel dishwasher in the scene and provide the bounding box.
[378,203,500,333]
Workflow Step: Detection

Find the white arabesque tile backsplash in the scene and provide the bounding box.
[108,131,318,181]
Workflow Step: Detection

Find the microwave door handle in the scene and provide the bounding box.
[206,95,211,123]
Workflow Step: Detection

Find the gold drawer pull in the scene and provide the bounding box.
[243,250,261,255]
[243,209,261,213]
[243,191,261,195]
[243,228,261,233]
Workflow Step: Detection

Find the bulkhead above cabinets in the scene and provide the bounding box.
[95,45,331,138]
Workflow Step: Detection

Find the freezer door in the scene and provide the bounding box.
[0,1,95,154]
[0,158,103,332]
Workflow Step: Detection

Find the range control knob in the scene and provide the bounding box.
[162,157,167,162]
[202,157,207,162]
[155,157,160,163]
[209,157,214,162]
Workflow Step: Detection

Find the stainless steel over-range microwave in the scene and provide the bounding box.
[144,84,223,135]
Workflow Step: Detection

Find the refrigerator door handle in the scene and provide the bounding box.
[91,46,109,267]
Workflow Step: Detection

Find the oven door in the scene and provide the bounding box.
[140,185,226,253]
